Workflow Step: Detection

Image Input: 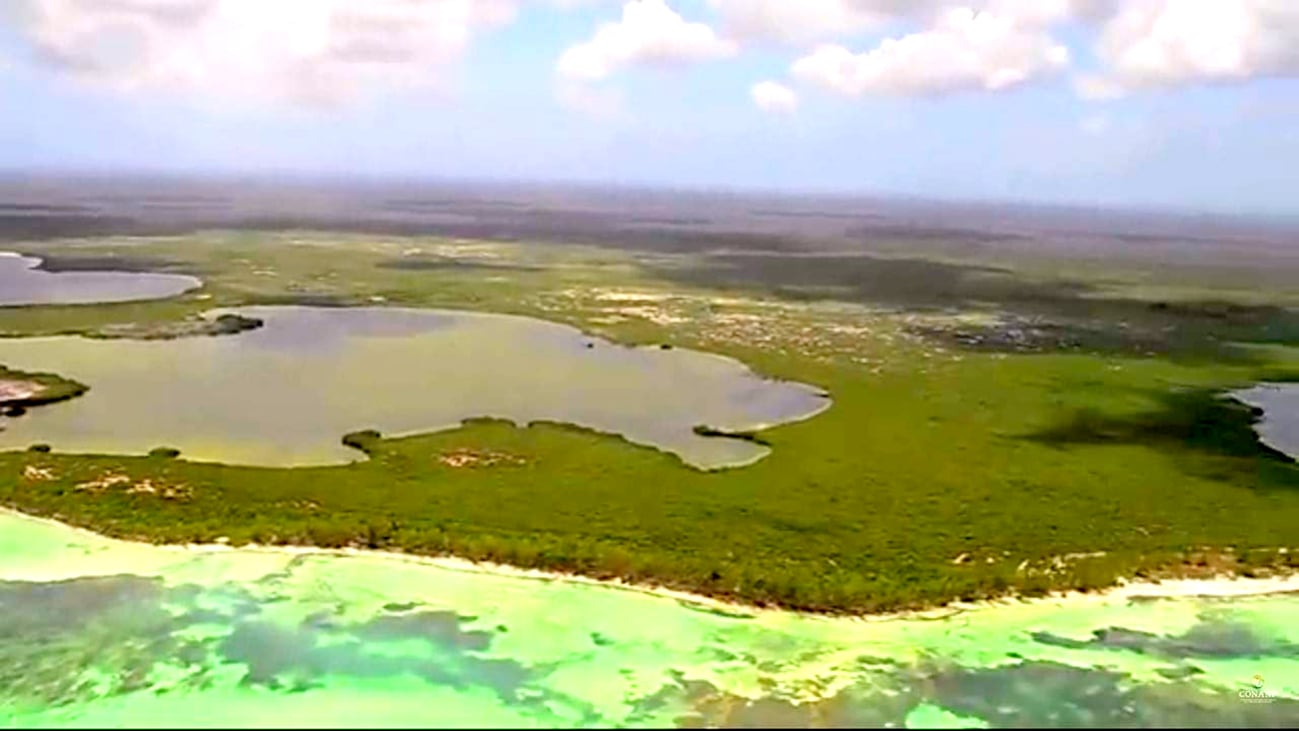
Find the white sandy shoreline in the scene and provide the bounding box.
[4,507,1298,623]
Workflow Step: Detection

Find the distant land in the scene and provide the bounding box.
[0,174,1295,265]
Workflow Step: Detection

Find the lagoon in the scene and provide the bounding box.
[0,253,199,306]
[1232,384,1299,461]
[0,306,828,469]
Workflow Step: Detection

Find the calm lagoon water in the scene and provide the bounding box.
[1,510,1296,728]
[0,306,828,469]
[1232,384,1299,461]
[0,253,199,306]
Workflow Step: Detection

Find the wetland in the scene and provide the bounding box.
[1,182,1298,725]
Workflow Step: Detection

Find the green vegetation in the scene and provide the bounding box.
[0,231,1298,613]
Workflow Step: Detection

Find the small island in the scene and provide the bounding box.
[0,366,88,414]
[692,424,771,446]
[91,312,264,340]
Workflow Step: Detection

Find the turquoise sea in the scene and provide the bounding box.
[1,511,1296,728]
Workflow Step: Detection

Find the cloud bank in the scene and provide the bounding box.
[790,8,1070,96]
[11,0,525,105]
[1092,0,1299,91]
[7,0,1299,110]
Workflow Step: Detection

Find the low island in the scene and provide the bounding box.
[0,366,87,414]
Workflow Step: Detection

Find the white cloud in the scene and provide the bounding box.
[790,7,1070,97]
[556,0,737,82]
[706,0,1099,44]
[706,0,897,44]
[1088,0,1299,92]
[10,0,526,105]
[751,80,798,113]
[982,0,1107,26]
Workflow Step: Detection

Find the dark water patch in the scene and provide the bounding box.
[0,203,97,215]
[0,575,209,706]
[378,256,542,273]
[0,575,166,631]
[926,660,1299,728]
[219,614,533,699]
[245,292,359,308]
[846,222,1029,245]
[750,208,885,221]
[355,610,494,652]
[1030,621,1299,659]
[381,198,532,211]
[625,217,713,226]
[80,193,232,205]
[667,676,924,728]
[32,253,191,275]
[0,213,141,242]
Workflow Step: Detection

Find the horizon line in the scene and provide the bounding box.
[0,166,1296,226]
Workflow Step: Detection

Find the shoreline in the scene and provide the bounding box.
[5,507,1298,624]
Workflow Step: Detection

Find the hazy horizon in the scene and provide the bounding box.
[3,169,1299,230]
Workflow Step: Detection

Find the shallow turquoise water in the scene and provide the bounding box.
[1,511,1295,728]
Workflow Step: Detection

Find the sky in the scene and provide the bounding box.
[1,0,1298,216]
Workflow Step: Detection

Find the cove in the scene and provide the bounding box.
[1,510,1296,728]
[1232,384,1299,461]
[0,252,200,306]
[0,306,829,469]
